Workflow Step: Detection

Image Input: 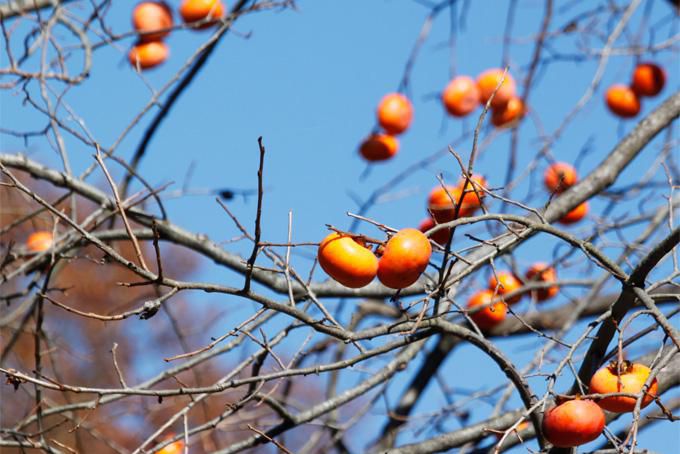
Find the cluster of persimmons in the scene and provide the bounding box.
[128,0,226,70]
[605,62,666,118]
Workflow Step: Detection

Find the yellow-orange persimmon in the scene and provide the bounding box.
[631,62,666,97]
[491,96,524,128]
[156,440,184,454]
[180,0,225,29]
[544,162,578,193]
[418,217,451,246]
[542,399,605,448]
[377,228,432,289]
[605,85,640,118]
[467,289,507,330]
[488,271,523,305]
[359,134,398,162]
[441,76,480,117]
[589,361,658,413]
[129,40,169,70]
[132,1,173,42]
[477,69,516,108]
[558,202,589,225]
[427,185,473,223]
[376,93,413,135]
[318,233,378,288]
[27,231,53,252]
[457,174,487,211]
[525,263,558,301]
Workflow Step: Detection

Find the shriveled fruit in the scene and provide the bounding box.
[589,361,658,413]
[418,217,451,246]
[544,162,577,193]
[377,228,432,289]
[525,263,558,301]
[129,40,169,70]
[428,185,470,223]
[442,76,480,117]
[359,134,398,162]
[477,69,516,108]
[376,93,413,135]
[488,271,523,305]
[491,96,524,127]
[318,233,378,288]
[542,399,605,447]
[27,231,53,252]
[558,202,588,225]
[467,289,507,330]
[631,62,666,97]
[457,174,487,211]
[180,0,225,29]
[605,85,640,118]
[132,1,173,42]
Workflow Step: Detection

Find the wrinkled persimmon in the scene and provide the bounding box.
[180,0,225,29]
[477,68,516,108]
[129,40,169,70]
[318,233,378,288]
[558,202,589,225]
[132,1,173,42]
[542,399,605,448]
[377,228,432,289]
[467,289,507,330]
[589,361,658,413]
[488,271,523,305]
[418,217,451,246]
[359,134,398,162]
[376,93,413,135]
[544,162,578,193]
[605,85,640,118]
[525,263,558,301]
[631,62,666,97]
[491,96,524,128]
[441,76,480,117]
[26,231,53,253]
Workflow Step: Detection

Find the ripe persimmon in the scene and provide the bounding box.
[488,271,523,305]
[129,40,169,70]
[491,96,524,128]
[631,62,666,97]
[156,440,184,454]
[542,399,605,447]
[467,289,507,330]
[418,217,451,246]
[494,421,530,441]
[318,233,378,288]
[359,134,398,162]
[132,1,173,42]
[544,162,577,193]
[180,0,225,29]
[457,174,487,211]
[376,93,413,135]
[605,85,640,118]
[428,185,470,223]
[589,361,658,413]
[525,263,558,301]
[27,231,53,252]
[441,76,480,117]
[377,228,432,289]
[477,69,516,108]
[558,201,588,225]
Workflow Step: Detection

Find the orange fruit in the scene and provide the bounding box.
[441,76,480,117]
[491,96,524,127]
[418,217,451,246]
[377,228,432,289]
[129,40,169,70]
[180,0,225,29]
[457,174,487,211]
[359,134,398,162]
[477,69,516,108]
[466,289,507,330]
[589,361,658,413]
[318,233,378,288]
[156,440,184,454]
[542,399,605,447]
[631,62,666,97]
[605,85,640,118]
[488,271,523,305]
[132,1,173,42]
[558,202,588,225]
[525,263,558,301]
[27,231,53,252]
[428,185,471,223]
[376,93,413,135]
[544,162,578,193]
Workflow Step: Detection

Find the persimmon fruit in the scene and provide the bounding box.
[377,228,432,289]
[525,263,558,301]
[129,40,169,70]
[132,1,173,42]
[605,85,640,118]
[418,217,451,246]
[27,231,53,252]
[467,289,507,330]
[544,162,577,193]
[376,93,413,135]
[457,174,487,211]
[441,76,480,117]
[488,271,523,305]
[359,134,398,162]
[542,399,605,447]
[428,185,469,223]
[180,0,225,29]
[631,62,666,97]
[477,69,516,108]
[156,440,184,454]
[558,202,588,225]
[589,361,658,413]
[318,233,378,288]
[491,96,524,127]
